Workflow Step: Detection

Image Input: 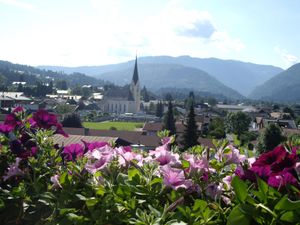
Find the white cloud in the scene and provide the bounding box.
[274,46,298,68]
[211,31,245,52]
[0,0,37,12]
[0,0,246,66]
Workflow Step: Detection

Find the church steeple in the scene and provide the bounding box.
[132,55,139,85]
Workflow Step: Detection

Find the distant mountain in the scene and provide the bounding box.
[94,63,244,100]
[249,63,300,102]
[0,60,105,87]
[38,55,283,96]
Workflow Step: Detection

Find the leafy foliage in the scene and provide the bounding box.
[257,123,286,153]
[0,108,300,224]
[225,111,251,138]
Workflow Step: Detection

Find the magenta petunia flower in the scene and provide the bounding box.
[237,145,300,189]
[82,140,109,151]
[62,143,84,161]
[12,106,24,114]
[160,165,192,190]
[250,146,297,178]
[4,114,21,130]
[267,172,298,189]
[30,109,68,137]
[0,123,13,134]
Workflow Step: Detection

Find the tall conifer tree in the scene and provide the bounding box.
[163,100,176,135]
[182,101,198,149]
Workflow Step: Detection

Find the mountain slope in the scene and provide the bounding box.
[97,63,244,99]
[38,55,283,95]
[249,63,300,102]
[0,60,105,87]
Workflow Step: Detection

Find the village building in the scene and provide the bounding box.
[101,56,141,114]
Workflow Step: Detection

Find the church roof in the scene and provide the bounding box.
[132,56,139,85]
[105,85,134,101]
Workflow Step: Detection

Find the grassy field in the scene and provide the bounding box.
[83,121,144,131]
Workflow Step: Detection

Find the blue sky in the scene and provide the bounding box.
[0,0,299,68]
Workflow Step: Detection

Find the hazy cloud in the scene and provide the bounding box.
[176,19,216,38]
[274,46,298,68]
[211,31,245,52]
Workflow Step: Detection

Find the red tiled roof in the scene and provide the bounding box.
[52,134,118,147]
[62,127,160,148]
[143,122,185,133]
[142,122,163,132]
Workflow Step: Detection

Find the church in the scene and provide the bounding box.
[101,56,141,114]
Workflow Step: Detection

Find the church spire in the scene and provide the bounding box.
[132,55,139,85]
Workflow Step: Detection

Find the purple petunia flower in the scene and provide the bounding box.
[30,110,68,137]
[62,143,84,161]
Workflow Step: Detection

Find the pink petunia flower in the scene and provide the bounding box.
[3,158,24,181]
[50,174,62,188]
[84,145,116,174]
[216,145,246,165]
[183,153,213,174]
[149,144,180,166]
[160,165,192,190]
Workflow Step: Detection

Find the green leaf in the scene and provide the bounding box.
[275,196,300,211]
[0,198,4,209]
[67,213,86,222]
[128,168,140,181]
[193,199,207,211]
[227,205,250,225]
[59,172,69,186]
[59,208,76,215]
[181,159,190,169]
[232,176,248,203]
[150,177,162,186]
[280,211,299,223]
[256,177,268,202]
[86,198,98,207]
[76,194,87,201]
[96,186,105,196]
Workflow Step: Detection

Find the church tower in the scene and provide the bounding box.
[130,56,141,113]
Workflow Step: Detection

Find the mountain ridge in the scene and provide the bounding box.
[38,55,283,96]
[249,63,300,102]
